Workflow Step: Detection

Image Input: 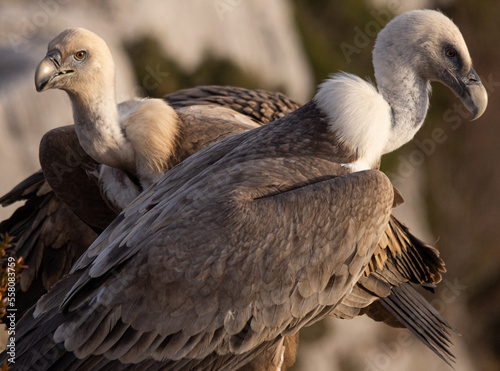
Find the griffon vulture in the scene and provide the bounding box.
[33,27,301,211]
[2,10,488,370]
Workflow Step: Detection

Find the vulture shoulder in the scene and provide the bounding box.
[119,99,181,186]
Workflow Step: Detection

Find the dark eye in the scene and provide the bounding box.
[445,48,456,58]
[74,51,86,61]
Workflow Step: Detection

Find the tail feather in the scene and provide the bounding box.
[380,283,457,367]
[395,285,453,344]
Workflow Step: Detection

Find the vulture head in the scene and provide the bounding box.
[35,27,116,108]
[315,10,487,169]
[373,10,487,121]
[34,28,134,178]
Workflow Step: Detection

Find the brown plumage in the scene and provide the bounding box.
[2,10,489,370]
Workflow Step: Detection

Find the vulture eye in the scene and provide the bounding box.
[445,48,456,58]
[74,51,87,61]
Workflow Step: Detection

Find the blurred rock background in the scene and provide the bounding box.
[0,0,498,370]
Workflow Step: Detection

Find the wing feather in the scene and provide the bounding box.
[164,85,301,125]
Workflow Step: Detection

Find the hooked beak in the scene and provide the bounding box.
[453,68,488,121]
[35,50,72,92]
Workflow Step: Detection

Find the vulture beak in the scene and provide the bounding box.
[35,50,69,92]
[453,68,488,121]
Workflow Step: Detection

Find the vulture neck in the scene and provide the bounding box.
[376,66,431,155]
[68,83,135,172]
